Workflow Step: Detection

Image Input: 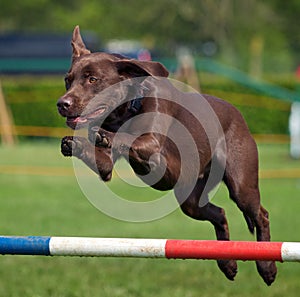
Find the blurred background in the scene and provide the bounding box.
[1,1,300,296]
[1,0,300,145]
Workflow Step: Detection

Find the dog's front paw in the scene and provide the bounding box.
[89,127,112,148]
[61,136,84,157]
[95,132,111,148]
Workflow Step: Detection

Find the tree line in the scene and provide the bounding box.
[0,0,299,72]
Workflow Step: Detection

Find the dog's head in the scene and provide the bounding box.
[57,26,169,129]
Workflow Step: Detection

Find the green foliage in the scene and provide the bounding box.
[1,1,300,72]
[239,105,289,134]
[2,77,65,128]
[201,86,291,134]
[2,76,292,135]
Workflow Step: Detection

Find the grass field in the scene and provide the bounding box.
[0,141,300,297]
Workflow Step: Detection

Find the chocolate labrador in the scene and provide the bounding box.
[57,26,277,285]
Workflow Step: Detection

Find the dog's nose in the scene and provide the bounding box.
[57,97,72,112]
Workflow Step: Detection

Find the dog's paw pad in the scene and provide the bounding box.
[89,127,111,148]
[95,132,110,148]
[61,136,73,156]
[61,136,83,156]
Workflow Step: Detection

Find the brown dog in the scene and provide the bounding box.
[57,26,277,285]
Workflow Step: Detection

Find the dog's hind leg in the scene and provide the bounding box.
[223,135,277,285]
[175,179,238,281]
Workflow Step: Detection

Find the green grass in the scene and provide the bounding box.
[0,141,300,296]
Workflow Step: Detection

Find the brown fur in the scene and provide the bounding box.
[57,26,277,285]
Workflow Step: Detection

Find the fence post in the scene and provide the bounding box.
[289,102,300,158]
[0,80,16,146]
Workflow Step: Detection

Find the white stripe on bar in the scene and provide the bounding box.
[281,242,300,262]
[49,237,167,257]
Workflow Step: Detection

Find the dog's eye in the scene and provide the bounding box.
[64,77,71,90]
[89,77,98,83]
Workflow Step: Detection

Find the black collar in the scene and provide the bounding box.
[127,84,147,114]
[128,97,143,114]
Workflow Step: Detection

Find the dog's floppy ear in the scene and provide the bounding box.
[115,60,169,78]
[71,25,91,60]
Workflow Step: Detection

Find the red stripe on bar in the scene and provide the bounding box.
[165,240,283,261]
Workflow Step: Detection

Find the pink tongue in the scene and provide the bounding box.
[73,117,88,123]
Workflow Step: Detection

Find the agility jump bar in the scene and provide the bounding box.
[0,236,300,262]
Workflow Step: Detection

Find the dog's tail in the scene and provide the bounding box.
[243,214,255,234]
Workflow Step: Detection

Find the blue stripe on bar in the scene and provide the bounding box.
[0,236,51,255]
